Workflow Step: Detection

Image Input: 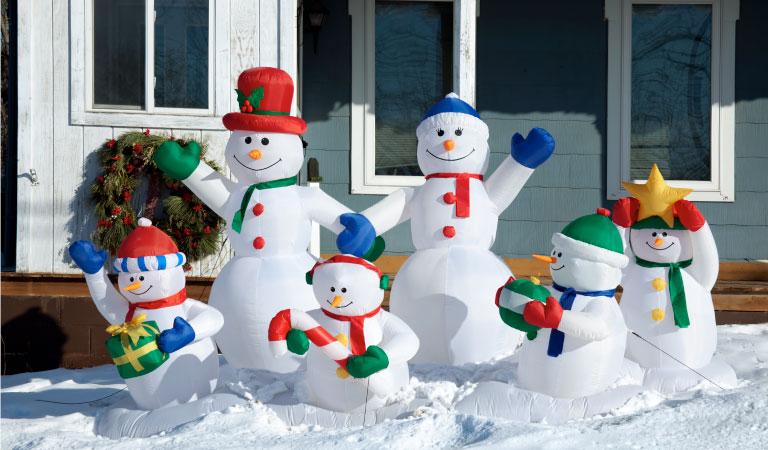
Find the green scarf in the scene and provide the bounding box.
[231,175,298,233]
[635,257,693,328]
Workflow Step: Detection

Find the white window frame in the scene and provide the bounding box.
[71,0,229,130]
[605,0,739,202]
[349,0,478,195]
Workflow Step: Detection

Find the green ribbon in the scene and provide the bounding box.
[231,175,298,233]
[635,257,693,328]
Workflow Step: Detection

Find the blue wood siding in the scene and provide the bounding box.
[302,0,768,261]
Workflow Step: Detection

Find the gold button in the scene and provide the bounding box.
[652,278,666,291]
[336,367,350,379]
[651,308,665,321]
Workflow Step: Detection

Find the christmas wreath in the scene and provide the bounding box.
[90,129,225,269]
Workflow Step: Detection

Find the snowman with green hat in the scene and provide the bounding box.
[457,208,639,421]
[612,165,736,393]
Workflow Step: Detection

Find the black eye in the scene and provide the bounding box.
[341,287,347,293]
[261,138,269,145]
[437,129,444,137]
[130,277,134,282]
[652,232,657,237]
[330,287,335,292]
[552,250,556,256]
[662,232,668,237]
[455,128,463,136]
[245,137,252,144]
[557,252,562,258]
[139,276,144,281]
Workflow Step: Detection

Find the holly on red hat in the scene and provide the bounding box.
[222,67,307,135]
[114,218,186,273]
[306,255,390,290]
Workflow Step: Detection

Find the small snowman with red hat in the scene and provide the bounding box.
[612,165,736,393]
[268,255,419,413]
[337,93,555,365]
[68,218,224,410]
[153,67,371,373]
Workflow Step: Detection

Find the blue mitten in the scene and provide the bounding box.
[68,240,107,274]
[336,213,376,257]
[157,317,196,353]
[510,127,555,169]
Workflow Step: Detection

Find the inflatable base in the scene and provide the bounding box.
[641,357,737,394]
[264,398,438,428]
[95,393,248,439]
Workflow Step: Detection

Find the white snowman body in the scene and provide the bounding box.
[362,94,537,365]
[618,225,718,369]
[303,259,418,412]
[518,233,628,399]
[182,130,352,372]
[81,229,224,410]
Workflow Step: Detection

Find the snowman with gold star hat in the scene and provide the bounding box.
[612,164,736,393]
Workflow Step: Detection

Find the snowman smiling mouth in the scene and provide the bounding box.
[128,285,154,295]
[426,148,475,161]
[646,241,675,251]
[326,299,353,308]
[551,265,565,271]
[233,155,282,171]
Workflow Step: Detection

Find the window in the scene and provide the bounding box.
[73,0,228,129]
[350,0,477,194]
[605,0,739,202]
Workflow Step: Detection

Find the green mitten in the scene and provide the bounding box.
[345,345,389,378]
[497,279,550,340]
[153,140,201,180]
[286,329,309,355]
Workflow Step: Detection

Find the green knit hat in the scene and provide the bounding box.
[551,208,629,268]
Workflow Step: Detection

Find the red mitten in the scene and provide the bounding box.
[612,197,639,228]
[675,199,705,231]
[523,296,564,329]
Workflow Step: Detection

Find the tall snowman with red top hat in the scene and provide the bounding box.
[612,165,736,393]
[268,255,419,413]
[337,93,555,365]
[153,67,370,372]
[68,218,224,410]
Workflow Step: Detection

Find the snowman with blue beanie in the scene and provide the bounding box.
[338,93,555,365]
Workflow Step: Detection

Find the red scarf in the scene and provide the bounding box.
[425,173,484,218]
[125,288,187,322]
[322,306,382,355]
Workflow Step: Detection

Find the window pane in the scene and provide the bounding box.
[93,0,146,109]
[631,4,712,181]
[375,1,452,176]
[155,0,209,109]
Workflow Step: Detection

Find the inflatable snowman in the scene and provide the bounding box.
[338,93,555,365]
[613,165,736,392]
[153,67,369,372]
[268,255,419,412]
[68,218,224,410]
[456,209,641,423]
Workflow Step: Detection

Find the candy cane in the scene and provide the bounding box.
[268,309,390,397]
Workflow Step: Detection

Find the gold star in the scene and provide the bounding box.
[622,164,692,227]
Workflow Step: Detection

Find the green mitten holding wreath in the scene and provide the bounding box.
[154,140,201,180]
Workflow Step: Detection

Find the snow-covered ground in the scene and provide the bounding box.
[2,323,767,449]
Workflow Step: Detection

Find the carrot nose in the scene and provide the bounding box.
[443,139,455,151]
[654,238,664,247]
[249,149,262,160]
[532,254,557,264]
[330,296,344,308]
[122,281,142,291]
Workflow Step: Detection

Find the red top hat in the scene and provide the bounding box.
[222,67,307,135]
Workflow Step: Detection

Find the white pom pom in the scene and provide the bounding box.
[138,217,152,227]
[445,92,460,99]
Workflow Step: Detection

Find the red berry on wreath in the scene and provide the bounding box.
[107,139,116,148]
[144,129,150,135]
[109,166,116,172]
[193,204,203,211]
[111,156,121,161]
[97,176,104,183]
[123,216,133,224]
[169,136,175,141]
[241,106,247,112]
[191,242,199,249]
[183,192,193,202]
[133,144,142,153]
[112,207,121,215]
[184,228,192,236]
[123,191,131,201]
[174,230,182,238]
[203,226,211,234]
[125,164,135,172]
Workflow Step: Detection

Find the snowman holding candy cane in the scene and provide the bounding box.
[153,68,375,372]
[269,255,419,413]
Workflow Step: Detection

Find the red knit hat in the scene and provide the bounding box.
[222,67,307,135]
[118,218,179,258]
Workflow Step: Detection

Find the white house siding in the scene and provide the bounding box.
[16,0,299,275]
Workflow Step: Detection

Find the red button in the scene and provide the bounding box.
[443,226,456,238]
[253,237,265,249]
[253,203,264,216]
[443,192,456,204]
